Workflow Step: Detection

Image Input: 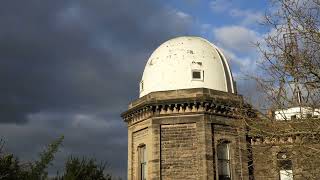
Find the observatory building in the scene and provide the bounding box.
[122,36,249,180]
[121,36,320,180]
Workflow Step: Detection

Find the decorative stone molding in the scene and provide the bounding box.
[250,134,320,145]
[122,101,241,125]
[121,88,249,126]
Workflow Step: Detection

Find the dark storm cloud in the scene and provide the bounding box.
[0,112,128,176]
[0,0,192,123]
[0,0,193,178]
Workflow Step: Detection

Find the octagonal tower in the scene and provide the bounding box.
[122,36,249,180]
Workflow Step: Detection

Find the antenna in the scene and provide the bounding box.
[283,18,302,107]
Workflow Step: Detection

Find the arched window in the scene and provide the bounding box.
[138,144,147,180]
[277,151,293,180]
[217,141,231,180]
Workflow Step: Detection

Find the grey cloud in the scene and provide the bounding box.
[0,0,193,178]
[0,0,192,123]
[212,25,260,54]
[1,112,128,177]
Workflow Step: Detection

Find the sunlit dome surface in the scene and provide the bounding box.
[139,36,235,97]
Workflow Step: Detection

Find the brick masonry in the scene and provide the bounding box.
[122,88,251,180]
[122,88,320,180]
[132,128,149,180]
[160,123,197,180]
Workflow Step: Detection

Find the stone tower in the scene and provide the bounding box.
[121,36,250,180]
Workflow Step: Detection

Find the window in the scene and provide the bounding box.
[306,113,312,118]
[138,145,147,180]
[217,141,231,180]
[193,71,201,79]
[290,115,297,120]
[277,151,293,180]
[192,70,204,81]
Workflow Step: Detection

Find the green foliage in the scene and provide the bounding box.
[54,157,113,180]
[30,136,64,179]
[0,137,120,180]
[0,139,28,180]
[0,136,64,180]
[0,154,28,180]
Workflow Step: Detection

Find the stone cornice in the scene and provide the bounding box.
[250,133,320,145]
[121,88,248,125]
[122,101,241,125]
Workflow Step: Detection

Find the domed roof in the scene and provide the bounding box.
[139,36,235,97]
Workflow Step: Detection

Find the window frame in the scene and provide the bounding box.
[138,144,147,180]
[277,151,293,180]
[217,140,231,180]
[191,69,204,81]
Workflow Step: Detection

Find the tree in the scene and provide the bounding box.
[54,157,115,180]
[0,136,64,180]
[241,0,320,179]
[0,139,27,180]
[0,137,120,180]
[256,0,320,109]
[30,136,64,179]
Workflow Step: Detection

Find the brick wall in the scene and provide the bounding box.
[213,124,249,180]
[132,128,149,180]
[160,123,197,179]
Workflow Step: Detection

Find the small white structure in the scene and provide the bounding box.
[275,106,320,121]
[279,170,293,180]
[139,36,235,97]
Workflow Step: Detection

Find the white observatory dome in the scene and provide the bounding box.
[139,36,235,97]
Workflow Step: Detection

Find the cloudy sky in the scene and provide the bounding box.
[0,0,270,178]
